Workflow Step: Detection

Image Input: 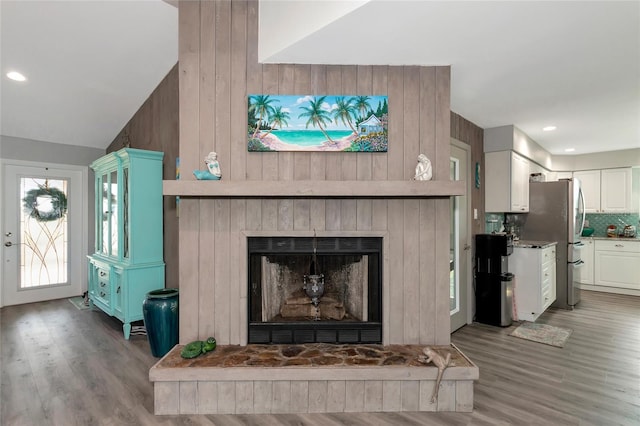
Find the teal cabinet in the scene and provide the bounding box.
[88,148,165,339]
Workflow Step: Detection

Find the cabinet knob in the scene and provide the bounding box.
[615,244,623,248]
[100,271,106,277]
[100,291,106,297]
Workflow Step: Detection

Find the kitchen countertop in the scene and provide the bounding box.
[513,240,557,249]
[583,236,639,241]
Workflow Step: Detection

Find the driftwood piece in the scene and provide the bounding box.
[418,346,451,403]
[280,296,346,320]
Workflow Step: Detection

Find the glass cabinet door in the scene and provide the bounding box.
[101,174,109,254]
[122,166,129,259]
[110,170,118,257]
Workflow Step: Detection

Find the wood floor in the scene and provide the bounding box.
[2,290,639,425]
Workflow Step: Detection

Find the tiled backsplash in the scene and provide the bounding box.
[585,213,640,237]
[484,212,640,238]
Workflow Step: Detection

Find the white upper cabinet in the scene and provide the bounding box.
[574,168,632,213]
[485,150,530,213]
[573,170,601,212]
[601,168,633,212]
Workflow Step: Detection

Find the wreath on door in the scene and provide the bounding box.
[22,186,68,222]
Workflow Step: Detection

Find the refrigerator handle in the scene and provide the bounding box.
[578,187,586,236]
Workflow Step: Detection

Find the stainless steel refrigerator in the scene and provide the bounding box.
[519,179,586,309]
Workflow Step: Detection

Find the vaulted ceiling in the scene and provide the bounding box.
[2,1,638,155]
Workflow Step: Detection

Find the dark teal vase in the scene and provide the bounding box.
[143,288,179,357]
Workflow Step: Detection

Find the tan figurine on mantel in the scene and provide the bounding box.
[414,153,433,181]
[418,346,451,403]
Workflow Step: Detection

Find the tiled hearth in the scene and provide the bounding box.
[150,343,478,414]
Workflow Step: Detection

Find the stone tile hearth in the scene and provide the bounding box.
[150,343,478,415]
[155,343,472,369]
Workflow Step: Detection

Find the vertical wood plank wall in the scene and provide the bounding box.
[178,0,452,345]
[107,64,180,291]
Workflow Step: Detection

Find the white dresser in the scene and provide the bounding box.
[510,243,557,322]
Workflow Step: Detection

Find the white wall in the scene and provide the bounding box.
[552,148,640,171]
[484,125,553,170]
[485,125,640,172]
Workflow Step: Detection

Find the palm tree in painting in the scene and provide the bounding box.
[333,97,358,135]
[352,95,371,121]
[249,95,276,138]
[297,96,334,144]
[260,106,290,139]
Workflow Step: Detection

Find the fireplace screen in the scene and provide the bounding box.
[248,237,382,344]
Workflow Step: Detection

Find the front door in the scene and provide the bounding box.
[450,141,471,332]
[2,161,86,306]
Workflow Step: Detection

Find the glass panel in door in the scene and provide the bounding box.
[19,177,69,287]
[450,158,459,313]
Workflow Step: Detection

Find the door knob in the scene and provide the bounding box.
[5,242,13,247]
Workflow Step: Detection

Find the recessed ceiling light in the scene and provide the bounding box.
[7,71,27,82]
[542,126,557,132]
[565,148,575,152]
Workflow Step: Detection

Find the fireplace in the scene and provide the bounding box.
[247,236,382,344]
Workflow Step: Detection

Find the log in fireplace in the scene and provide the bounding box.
[248,236,382,344]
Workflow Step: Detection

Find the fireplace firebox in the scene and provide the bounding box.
[248,236,382,344]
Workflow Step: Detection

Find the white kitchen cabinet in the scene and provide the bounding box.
[576,239,594,285]
[601,168,633,212]
[510,245,557,322]
[594,239,640,290]
[573,170,601,213]
[485,150,530,213]
[574,168,632,212]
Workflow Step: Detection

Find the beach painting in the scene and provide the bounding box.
[248,94,388,152]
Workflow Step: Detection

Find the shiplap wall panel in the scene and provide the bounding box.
[229,199,245,343]
[179,0,452,347]
[214,199,231,343]
[212,0,233,346]
[230,0,248,181]
[235,381,254,414]
[198,199,216,338]
[419,67,437,172]
[254,381,272,413]
[272,380,291,413]
[419,199,437,344]
[434,67,452,344]
[245,1,262,180]
[345,381,365,412]
[217,381,236,414]
[178,0,202,343]
[229,0,248,347]
[327,380,346,413]
[197,381,218,413]
[200,1,215,158]
[179,382,198,414]
[290,381,309,413]
[403,200,421,342]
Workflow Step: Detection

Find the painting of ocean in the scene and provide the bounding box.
[247,94,388,152]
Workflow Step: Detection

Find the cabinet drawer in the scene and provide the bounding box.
[595,240,639,253]
[93,265,111,306]
[542,246,556,265]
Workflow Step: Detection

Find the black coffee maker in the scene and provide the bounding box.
[475,234,514,327]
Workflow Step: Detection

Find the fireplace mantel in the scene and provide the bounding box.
[163,180,465,198]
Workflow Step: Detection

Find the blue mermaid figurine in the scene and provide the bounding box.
[193,151,222,180]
